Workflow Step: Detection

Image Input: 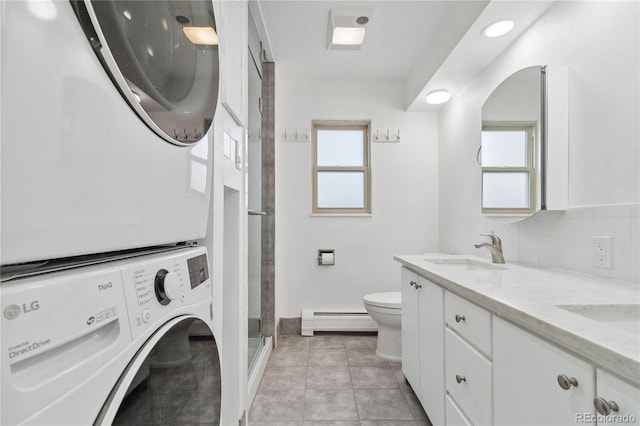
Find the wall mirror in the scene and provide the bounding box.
[480,65,568,222]
[481,66,542,220]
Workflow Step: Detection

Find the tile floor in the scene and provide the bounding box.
[249,333,432,426]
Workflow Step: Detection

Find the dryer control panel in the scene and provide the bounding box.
[119,247,211,339]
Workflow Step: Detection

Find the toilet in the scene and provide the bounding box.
[363,291,402,362]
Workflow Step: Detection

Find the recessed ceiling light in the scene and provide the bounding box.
[426,90,451,105]
[482,20,515,38]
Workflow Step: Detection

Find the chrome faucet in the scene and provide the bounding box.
[474,233,505,264]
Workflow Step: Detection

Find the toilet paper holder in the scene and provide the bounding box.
[317,249,335,266]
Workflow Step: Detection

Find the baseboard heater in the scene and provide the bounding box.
[301,309,377,336]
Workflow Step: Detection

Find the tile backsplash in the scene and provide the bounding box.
[484,204,639,283]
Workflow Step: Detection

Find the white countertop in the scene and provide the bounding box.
[394,253,640,384]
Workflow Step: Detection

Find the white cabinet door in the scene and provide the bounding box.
[494,317,596,425]
[400,269,445,425]
[418,276,445,426]
[595,369,640,426]
[418,277,446,425]
[401,267,420,393]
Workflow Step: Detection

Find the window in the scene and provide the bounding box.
[481,123,536,214]
[312,121,370,214]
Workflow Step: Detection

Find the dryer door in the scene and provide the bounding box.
[72,0,219,145]
[97,316,221,425]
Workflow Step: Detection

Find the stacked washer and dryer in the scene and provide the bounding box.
[1,0,222,424]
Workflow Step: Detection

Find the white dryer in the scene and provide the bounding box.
[1,246,221,425]
[0,0,220,265]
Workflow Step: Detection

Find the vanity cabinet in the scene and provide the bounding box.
[594,369,640,426]
[400,267,445,425]
[446,394,472,426]
[397,256,639,426]
[493,317,596,425]
[445,293,493,425]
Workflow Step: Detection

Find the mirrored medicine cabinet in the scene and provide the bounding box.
[480,65,568,222]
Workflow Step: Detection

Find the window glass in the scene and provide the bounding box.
[313,122,370,213]
[481,130,527,167]
[482,172,530,209]
[317,130,364,166]
[317,171,365,208]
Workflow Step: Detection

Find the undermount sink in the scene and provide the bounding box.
[556,304,640,335]
[425,258,507,271]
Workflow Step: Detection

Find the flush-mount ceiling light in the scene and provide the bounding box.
[183,26,219,45]
[482,20,515,38]
[332,27,366,46]
[327,9,372,50]
[426,90,451,105]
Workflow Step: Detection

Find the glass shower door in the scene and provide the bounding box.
[246,34,264,372]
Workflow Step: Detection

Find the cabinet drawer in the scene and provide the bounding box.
[446,394,472,426]
[445,291,492,357]
[445,328,493,426]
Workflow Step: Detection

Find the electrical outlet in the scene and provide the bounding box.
[592,236,612,269]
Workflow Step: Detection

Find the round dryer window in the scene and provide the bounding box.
[71,0,219,145]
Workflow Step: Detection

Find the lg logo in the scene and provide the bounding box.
[3,301,40,320]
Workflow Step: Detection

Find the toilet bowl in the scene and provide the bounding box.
[363,291,402,362]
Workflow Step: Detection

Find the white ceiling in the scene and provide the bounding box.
[255,0,556,111]
[257,1,488,79]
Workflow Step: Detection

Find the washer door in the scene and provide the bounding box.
[97,316,221,425]
[72,0,219,145]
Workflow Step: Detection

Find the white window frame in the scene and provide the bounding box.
[481,122,537,215]
[312,120,371,214]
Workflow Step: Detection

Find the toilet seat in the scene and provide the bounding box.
[363,292,401,310]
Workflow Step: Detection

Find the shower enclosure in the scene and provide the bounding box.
[247,11,265,373]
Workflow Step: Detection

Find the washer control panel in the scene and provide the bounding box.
[154,268,180,305]
[120,247,210,339]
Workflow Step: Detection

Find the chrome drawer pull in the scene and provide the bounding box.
[594,397,619,416]
[455,374,466,384]
[557,374,578,390]
[455,314,465,323]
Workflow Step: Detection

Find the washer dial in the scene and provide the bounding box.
[154,269,180,305]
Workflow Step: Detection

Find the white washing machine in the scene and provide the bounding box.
[1,246,221,425]
[0,0,220,265]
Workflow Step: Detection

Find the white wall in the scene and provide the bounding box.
[275,78,439,318]
[439,1,639,282]
[205,0,249,423]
